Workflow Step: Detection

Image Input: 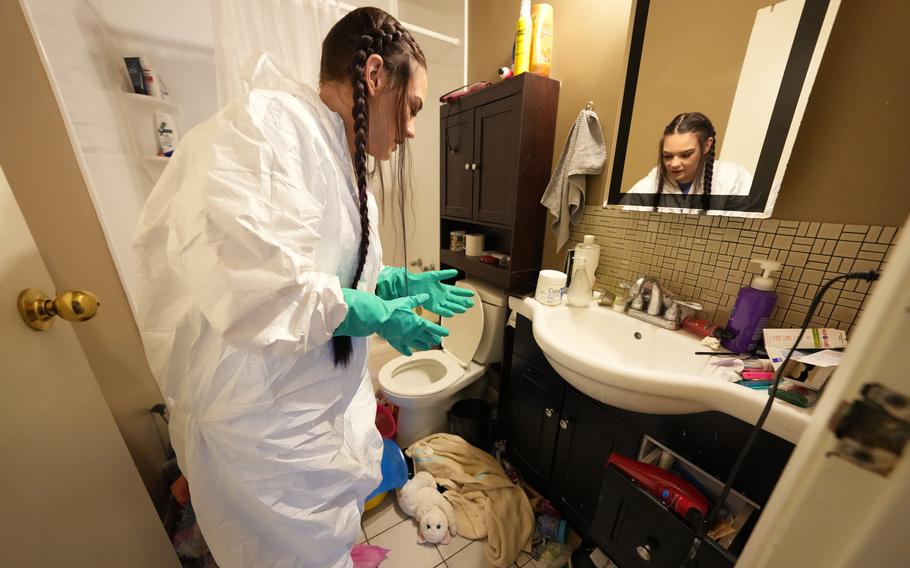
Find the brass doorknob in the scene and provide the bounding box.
[17,288,100,331]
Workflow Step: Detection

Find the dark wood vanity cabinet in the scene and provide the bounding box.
[502,313,795,567]
[439,73,559,290]
[503,314,641,534]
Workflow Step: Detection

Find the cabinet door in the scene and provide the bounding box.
[550,389,641,532]
[505,355,564,491]
[474,95,522,225]
[441,109,474,219]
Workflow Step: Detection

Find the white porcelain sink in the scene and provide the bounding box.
[509,296,811,443]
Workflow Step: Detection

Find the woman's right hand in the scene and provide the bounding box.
[333,289,449,356]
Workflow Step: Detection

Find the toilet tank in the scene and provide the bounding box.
[459,278,507,364]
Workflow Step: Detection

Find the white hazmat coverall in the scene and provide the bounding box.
[134,55,382,568]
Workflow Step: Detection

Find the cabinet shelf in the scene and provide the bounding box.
[440,248,510,288]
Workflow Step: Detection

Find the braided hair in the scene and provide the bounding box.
[653,112,716,212]
[320,7,426,367]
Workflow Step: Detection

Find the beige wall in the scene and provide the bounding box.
[0,3,169,507]
[469,0,910,271]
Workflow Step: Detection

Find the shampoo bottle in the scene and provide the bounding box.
[513,0,532,75]
[573,234,600,284]
[529,3,554,77]
[722,259,781,353]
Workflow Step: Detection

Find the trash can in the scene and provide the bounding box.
[448,399,492,452]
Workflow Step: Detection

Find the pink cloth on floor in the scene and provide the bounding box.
[352,544,390,567]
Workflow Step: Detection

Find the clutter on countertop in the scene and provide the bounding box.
[764,327,847,391]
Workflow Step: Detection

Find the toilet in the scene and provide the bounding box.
[378,277,507,447]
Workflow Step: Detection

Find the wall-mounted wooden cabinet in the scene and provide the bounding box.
[439,73,559,290]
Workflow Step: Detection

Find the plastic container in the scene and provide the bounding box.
[364,438,408,512]
[448,399,492,451]
[536,514,567,543]
[375,403,397,439]
[513,0,532,74]
[573,235,600,284]
[722,259,781,353]
[567,257,592,307]
[535,269,566,305]
[530,3,554,77]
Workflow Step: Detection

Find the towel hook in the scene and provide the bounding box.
[585,100,594,111]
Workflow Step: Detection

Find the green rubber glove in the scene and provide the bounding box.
[376,267,476,318]
[333,288,450,356]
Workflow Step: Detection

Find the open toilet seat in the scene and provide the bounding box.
[378,349,484,401]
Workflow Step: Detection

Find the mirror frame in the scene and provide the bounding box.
[604,0,841,216]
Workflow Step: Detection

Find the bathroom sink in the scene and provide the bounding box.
[509,296,811,443]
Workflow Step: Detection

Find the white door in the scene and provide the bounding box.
[740,217,910,567]
[0,168,179,566]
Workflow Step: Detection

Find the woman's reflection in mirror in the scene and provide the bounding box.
[626,112,752,213]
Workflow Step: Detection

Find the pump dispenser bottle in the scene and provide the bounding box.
[573,235,600,284]
[722,259,781,353]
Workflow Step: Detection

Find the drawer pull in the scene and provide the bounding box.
[464,163,470,170]
[559,419,570,430]
[544,408,554,418]
[636,544,652,561]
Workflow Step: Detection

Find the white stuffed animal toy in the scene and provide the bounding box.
[397,471,458,545]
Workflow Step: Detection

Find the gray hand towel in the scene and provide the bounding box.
[540,109,607,251]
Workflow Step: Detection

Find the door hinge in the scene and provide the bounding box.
[829,383,910,475]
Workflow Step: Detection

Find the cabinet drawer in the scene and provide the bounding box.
[593,467,735,568]
[594,467,693,567]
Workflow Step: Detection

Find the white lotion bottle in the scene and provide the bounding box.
[574,234,600,283]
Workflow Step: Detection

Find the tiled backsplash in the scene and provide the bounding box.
[567,207,900,335]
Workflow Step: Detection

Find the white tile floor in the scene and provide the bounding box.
[360,493,547,568]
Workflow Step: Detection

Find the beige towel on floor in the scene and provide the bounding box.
[406,434,534,568]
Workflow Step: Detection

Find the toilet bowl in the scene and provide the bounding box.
[378,278,506,447]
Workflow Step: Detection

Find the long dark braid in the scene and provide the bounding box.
[653,112,716,212]
[321,8,425,367]
[701,125,716,211]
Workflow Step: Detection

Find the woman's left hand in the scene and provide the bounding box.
[376,267,475,318]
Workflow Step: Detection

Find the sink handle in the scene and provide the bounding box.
[664,299,704,322]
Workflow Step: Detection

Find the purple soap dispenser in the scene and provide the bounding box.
[722,259,782,354]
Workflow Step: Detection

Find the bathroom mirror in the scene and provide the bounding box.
[603,0,840,216]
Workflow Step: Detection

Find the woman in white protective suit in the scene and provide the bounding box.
[133,7,474,567]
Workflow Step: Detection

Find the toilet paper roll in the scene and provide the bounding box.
[465,233,485,257]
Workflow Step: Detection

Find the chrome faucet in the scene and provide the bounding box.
[629,276,664,315]
[614,276,703,330]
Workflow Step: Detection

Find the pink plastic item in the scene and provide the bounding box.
[352,544,390,567]
[375,403,397,439]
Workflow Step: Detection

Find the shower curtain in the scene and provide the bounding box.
[211,0,343,106]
